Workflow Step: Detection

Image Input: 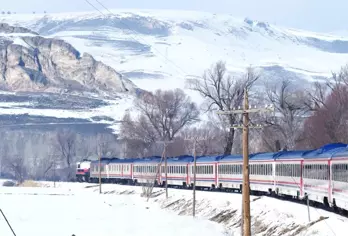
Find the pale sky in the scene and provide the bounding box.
[1,0,347,33]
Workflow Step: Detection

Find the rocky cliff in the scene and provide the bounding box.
[0,23,136,96]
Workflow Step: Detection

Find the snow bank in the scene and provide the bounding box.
[1,180,346,236]
[12,181,345,236]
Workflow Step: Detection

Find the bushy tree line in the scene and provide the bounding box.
[0,129,119,183]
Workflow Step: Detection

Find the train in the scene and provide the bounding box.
[75,142,348,212]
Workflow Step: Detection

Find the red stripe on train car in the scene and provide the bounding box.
[214,163,218,187]
[300,160,304,196]
[332,188,348,193]
[328,159,332,202]
[131,164,133,179]
[186,163,189,185]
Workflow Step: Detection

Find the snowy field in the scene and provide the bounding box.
[0,180,347,236]
[0,181,227,236]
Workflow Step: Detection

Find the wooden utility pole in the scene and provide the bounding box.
[185,136,207,217]
[192,140,197,217]
[156,140,174,199]
[164,142,168,199]
[242,89,251,236]
[217,88,274,236]
[53,155,56,188]
[146,152,165,202]
[98,155,102,194]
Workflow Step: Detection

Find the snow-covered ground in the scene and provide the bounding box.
[0,182,227,236]
[1,180,346,236]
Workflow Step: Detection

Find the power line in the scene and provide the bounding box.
[83,0,189,78]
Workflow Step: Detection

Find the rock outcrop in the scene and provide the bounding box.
[0,24,136,96]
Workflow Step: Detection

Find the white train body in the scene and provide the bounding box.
[77,143,348,212]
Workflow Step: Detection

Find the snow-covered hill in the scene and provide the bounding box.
[0,9,348,133]
[2,9,347,95]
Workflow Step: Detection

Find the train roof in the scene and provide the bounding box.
[302,143,348,159]
[250,152,275,160]
[167,155,194,163]
[109,158,137,163]
[195,155,222,163]
[132,156,162,163]
[90,158,112,164]
[274,150,312,160]
[218,154,242,162]
[332,148,348,158]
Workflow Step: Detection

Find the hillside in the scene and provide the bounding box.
[0,23,136,96]
[0,10,348,133]
[1,9,347,96]
[0,22,139,134]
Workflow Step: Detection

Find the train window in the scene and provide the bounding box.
[332,164,348,182]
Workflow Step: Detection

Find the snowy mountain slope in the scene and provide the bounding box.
[0,10,347,133]
[1,9,347,94]
[0,23,140,134]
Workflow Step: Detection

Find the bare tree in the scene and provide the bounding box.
[180,122,225,155]
[296,65,348,148]
[121,88,199,156]
[4,155,27,183]
[136,88,200,141]
[260,79,311,151]
[188,61,259,154]
[301,87,348,148]
[96,133,118,157]
[120,112,158,157]
[55,129,76,179]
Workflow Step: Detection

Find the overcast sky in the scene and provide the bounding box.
[1,0,347,32]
